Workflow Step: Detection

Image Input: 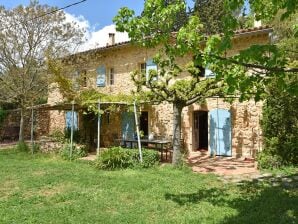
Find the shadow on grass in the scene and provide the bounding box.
[165,179,298,224]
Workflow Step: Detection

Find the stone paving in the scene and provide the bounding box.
[188,150,259,176]
[187,150,298,188]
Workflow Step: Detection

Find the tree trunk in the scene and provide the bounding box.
[172,103,183,165]
[19,107,25,142]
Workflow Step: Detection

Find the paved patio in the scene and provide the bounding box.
[187,150,259,176]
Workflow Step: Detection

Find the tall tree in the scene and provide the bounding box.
[193,0,227,34]
[0,1,84,141]
[260,9,298,166]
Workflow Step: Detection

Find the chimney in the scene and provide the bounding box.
[253,14,262,28]
[108,33,115,46]
[254,20,262,28]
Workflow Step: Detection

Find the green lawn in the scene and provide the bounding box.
[0,149,297,224]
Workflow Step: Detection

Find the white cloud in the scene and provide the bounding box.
[64,12,130,53]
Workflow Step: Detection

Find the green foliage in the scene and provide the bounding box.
[0,107,6,127]
[16,141,29,152]
[59,143,88,160]
[31,143,41,153]
[95,147,159,170]
[193,0,227,34]
[261,76,298,167]
[257,150,283,169]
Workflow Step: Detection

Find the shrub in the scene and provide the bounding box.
[16,141,29,152]
[95,147,159,170]
[136,149,160,168]
[59,143,87,160]
[257,151,283,169]
[261,76,298,166]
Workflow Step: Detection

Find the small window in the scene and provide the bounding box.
[140,63,146,74]
[109,68,115,85]
[205,67,215,78]
[81,70,87,87]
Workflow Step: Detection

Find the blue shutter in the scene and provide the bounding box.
[205,67,215,78]
[121,112,135,140]
[73,71,80,90]
[96,66,106,87]
[65,111,78,130]
[209,109,231,156]
[146,59,158,82]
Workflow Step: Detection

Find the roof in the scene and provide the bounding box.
[69,26,273,58]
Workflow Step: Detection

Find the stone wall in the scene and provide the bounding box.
[143,99,262,158]
[0,109,50,141]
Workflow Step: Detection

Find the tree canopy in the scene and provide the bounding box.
[0,0,84,141]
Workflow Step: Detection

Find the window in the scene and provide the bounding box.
[81,70,87,87]
[205,67,215,78]
[109,68,115,85]
[96,66,106,87]
[140,63,146,74]
[145,59,158,82]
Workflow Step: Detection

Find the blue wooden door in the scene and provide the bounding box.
[121,112,135,140]
[209,109,232,156]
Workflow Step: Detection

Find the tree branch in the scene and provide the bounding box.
[212,54,298,73]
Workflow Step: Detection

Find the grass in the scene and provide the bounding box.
[0,149,297,224]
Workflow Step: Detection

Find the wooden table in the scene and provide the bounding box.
[121,139,172,161]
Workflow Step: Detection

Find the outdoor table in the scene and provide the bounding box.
[121,139,172,161]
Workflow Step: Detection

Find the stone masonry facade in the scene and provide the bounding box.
[47,27,271,158]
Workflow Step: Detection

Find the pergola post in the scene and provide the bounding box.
[30,106,34,154]
[97,99,101,156]
[134,101,143,163]
[70,101,75,159]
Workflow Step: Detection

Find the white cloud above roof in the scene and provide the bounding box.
[65,12,130,53]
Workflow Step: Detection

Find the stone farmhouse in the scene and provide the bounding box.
[46,26,272,158]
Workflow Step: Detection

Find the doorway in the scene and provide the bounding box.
[139,111,149,138]
[193,111,208,151]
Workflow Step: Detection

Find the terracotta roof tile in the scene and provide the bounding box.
[72,26,272,57]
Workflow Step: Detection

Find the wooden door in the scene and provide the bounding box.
[209,109,232,156]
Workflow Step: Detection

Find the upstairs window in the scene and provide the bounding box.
[81,70,87,87]
[205,67,215,78]
[140,63,146,74]
[145,59,158,82]
[109,68,115,85]
[96,66,106,87]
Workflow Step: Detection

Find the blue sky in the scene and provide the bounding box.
[1,0,195,51]
[1,0,195,30]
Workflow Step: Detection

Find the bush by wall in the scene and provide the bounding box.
[260,76,298,168]
[95,147,160,170]
[59,143,88,160]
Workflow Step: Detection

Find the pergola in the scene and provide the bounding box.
[29,100,144,162]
